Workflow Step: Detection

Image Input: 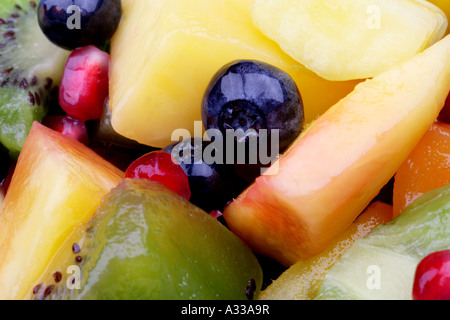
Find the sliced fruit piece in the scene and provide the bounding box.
[0,122,123,300]
[109,0,359,148]
[315,183,450,300]
[0,0,70,157]
[393,121,450,217]
[428,0,450,34]
[251,0,447,81]
[259,201,392,300]
[0,188,3,212]
[29,178,263,300]
[223,35,450,267]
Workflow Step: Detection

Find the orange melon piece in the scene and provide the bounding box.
[393,121,450,217]
[0,122,124,300]
[223,35,450,266]
[259,201,392,300]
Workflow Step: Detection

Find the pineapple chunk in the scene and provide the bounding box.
[428,0,450,34]
[109,0,359,148]
[251,0,447,81]
[0,122,123,300]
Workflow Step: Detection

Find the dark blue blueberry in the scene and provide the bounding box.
[201,60,304,182]
[201,60,304,153]
[162,138,246,213]
[37,0,122,50]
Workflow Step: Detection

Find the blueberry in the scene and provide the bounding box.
[163,138,246,213]
[201,60,304,181]
[37,0,122,50]
[202,60,304,151]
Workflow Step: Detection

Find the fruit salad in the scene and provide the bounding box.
[1,0,450,302]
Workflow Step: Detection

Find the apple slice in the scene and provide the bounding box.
[223,35,450,267]
[0,122,123,300]
[251,0,447,80]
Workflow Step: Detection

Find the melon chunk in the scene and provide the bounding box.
[109,0,359,148]
[0,122,123,300]
[259,201,392,300]
[251,0,447,81]
[223,35,450,267]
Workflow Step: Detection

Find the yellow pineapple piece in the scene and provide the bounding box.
[109,0,359,148]
[251,0,447,81]
[427,0,450,34]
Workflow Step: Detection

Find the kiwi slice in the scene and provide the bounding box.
[0,0,70,157]
[28,179,263,300]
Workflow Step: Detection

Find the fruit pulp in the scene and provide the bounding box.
[251,0,447,80]
[316,183,450,300]
[30,179,263,300]
[0,122,123,300]
[259,201,392,300]
[393,121,450,217]
[224,35,450,266]
[109,0,359,148]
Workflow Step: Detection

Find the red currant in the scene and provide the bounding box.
[125,151,191,200]
[42,116,89,145]
[413,249,450,300]
[59,45,110,122]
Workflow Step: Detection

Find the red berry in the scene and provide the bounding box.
[125,151,191,200]
[42,116,89,145]
[413,250,450,300]
[59,45,110,122]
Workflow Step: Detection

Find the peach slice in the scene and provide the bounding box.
[224,35,450,266]
[0,122,123,300]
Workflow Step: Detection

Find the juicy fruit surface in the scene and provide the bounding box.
[32,179,263,300]
[251,0,447,81]
[59,45,110,122]
[124,150,191,200]
[316,183,450,300]
[163,138,246,212]
[413,250,450,300]
[259,201,392,300]
[429,0,450,34]
[109,0,359,148]
[393,121,450,217]
[0,0,70,156]
[37,0,122,50]
[42,115,89,145]
[0,122,123,300]
[223,35,450,266]
[202,59,304,153]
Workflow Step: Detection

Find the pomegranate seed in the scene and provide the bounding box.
[42,115,89,145]
[125,151,191,200]
[413,250,450,300]
[59,45,109,121]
